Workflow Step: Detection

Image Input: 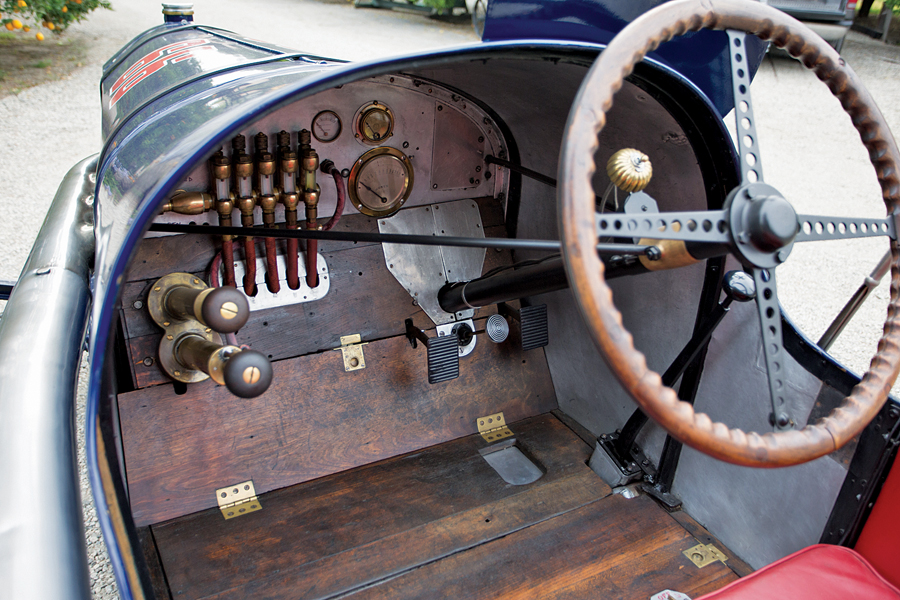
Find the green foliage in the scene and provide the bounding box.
[419,0,462,12]
[0,0,111,35]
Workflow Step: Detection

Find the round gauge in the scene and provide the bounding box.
[348,147,414,217]
[312,110,342,143]
[355,101,394,144]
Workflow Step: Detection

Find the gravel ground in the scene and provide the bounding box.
[1,3,899,598]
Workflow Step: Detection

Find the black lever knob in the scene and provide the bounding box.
[223,349,273,398]
[149,273,250,334]
[165,285,250,333]
[173,334,272,398]
[723,270,756,303]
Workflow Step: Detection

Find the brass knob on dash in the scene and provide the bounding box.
[174,334,273,398]
[148,273,250,334]
[607,148,652,193]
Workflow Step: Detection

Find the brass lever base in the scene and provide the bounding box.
[157,322,223,384]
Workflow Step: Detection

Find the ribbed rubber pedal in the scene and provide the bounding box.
[520,304,548,351]
[427,334,459,384]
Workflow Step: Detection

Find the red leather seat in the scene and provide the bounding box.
[697,544,900,599]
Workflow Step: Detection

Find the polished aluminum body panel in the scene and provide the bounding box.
[0,155,97,600]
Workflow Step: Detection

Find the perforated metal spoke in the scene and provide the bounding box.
[728,30,764,185]
[595,209,730,243]
[752,267,792,431]
[794,214,896,242]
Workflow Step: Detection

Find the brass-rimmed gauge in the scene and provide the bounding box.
[311,110,342,143]
[348,147,413,217]
[355,101,394,144]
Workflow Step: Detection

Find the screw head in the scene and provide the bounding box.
[243,366,261,385]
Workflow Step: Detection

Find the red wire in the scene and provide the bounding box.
[321,169,346,232]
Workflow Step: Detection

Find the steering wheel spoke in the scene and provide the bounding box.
[595,209,730,243]
[751,268,792,430]
[728,30,764,186]
[794,214,896,242]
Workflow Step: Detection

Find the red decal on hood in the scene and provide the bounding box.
[109,38,212,109]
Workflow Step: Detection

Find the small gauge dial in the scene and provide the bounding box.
[348,147,414,217]
[355,101,394,144]
[312,110,342,143]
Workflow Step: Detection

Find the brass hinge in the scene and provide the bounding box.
[477,412,514,443]
[336,334,367,371]
[216,480,262,520]
[683,543,727,568]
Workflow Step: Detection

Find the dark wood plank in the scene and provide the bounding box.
[668,509,755,577]
[151,415,610,600]
[120,221,516,389]
[120,328,558,525]
[344,493,738,600]
[136,527,172,600]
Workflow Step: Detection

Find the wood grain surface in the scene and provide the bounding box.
[120,323,557,525]
[119,198,512,389]
[152,415,608,599]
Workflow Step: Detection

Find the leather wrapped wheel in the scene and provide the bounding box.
[558,0,900,467]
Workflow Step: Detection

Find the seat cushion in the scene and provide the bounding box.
[697,544,900,600]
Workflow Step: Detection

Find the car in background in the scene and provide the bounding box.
[766,0,857,52]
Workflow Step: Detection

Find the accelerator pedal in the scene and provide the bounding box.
[499,303,549,351]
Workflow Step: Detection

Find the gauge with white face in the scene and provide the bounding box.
[312,110,342,143]
[348,147,413,217]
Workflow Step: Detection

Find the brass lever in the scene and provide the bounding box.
[148,273,249,334]
[170,333,272,398]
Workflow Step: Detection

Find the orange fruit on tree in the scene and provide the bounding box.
[4,22,13,31]
[46,22,54,30]
[61,5,67,12]
[35,32,43,41]
[12,19,22,29]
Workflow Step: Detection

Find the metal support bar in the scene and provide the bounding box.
[0,155,97,600]
[148,222,654,256]
[818,250,892,351]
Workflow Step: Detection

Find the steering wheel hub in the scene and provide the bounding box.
[728,183,799,268]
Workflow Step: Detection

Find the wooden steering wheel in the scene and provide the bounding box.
[558,0,900,467]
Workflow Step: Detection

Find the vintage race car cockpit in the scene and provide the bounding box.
[3,1,900,598]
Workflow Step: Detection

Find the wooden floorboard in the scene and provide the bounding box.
[151,414,608,600]
[343,493,738,600]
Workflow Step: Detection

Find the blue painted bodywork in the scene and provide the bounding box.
[482,0,767,115]
[86,4,756,597]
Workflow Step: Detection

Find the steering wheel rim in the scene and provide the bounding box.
[558,0,900,467]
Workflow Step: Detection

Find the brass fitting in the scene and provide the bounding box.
[281,192,300,212]
[237,195,256,225]
[255,132,275,176]
[260,194,277,227]
[161,191,214,215]
[235,155,253,179]
[259,194,277,213]
[281,153,298,175]
[212,154,231,180]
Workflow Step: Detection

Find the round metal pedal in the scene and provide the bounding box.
[486,314,509,343]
